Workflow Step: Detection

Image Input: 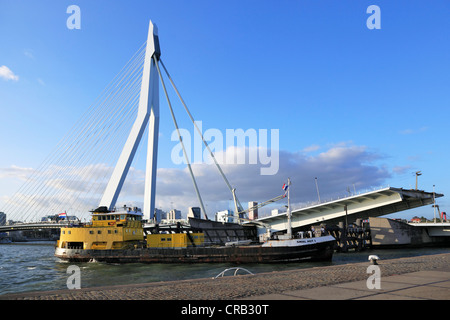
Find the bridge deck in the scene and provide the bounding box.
[253,187,443,232]
[2,187,443,235]
[0,222,73,233]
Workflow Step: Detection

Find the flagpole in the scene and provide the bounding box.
[287,178,292,239]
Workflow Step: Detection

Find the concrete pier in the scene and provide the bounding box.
[370,217,450,247]
[1,253,449,300]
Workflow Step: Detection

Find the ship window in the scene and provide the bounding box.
[161,238,165,241]
[68,231,71,235]
[89,231,94,234]
[98,230,101,234]
[120,215,125,220]
[62,231,65,234]
[167,238,172,241]
[114,230,118,234]
[108,230,111,234]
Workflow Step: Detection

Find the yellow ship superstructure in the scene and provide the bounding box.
[146,232,204,248]
[56,206,145,251]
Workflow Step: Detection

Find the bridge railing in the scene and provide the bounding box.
[258,185,391,218]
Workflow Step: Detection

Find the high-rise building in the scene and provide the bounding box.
[0,212,6,226]
[215,210,235,223]
[187,207,201,219]
[248,201,258,220]
[153,208,166,222]
[167,209,181,220]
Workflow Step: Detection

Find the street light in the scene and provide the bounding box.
[415,171,422,190]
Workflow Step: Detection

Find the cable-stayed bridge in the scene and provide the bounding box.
[1,21,241,228]
[0,21,445,237]
[0,221,72,233]
[2,41,148,224]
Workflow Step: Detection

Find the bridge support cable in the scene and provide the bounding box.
[36,59,143,219]
[50,58,144,216]
[153,56,209,220]
[159,59,244,215]
[2,42,148,222]
[3,42,148,222]
[27,52,144,221]
[54,92,140,217]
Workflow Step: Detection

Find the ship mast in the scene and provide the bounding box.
[286,178,292,239]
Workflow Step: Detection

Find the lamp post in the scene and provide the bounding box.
[415,171,422,190]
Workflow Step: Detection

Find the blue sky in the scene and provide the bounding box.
[0,0,449,220]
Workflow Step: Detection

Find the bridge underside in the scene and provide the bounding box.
[253,187,443,233]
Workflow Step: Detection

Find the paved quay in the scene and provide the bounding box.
[2,252,449,300]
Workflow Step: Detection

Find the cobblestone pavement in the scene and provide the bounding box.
[2,253,449,300]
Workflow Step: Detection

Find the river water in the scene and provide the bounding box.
[1,241,449,295]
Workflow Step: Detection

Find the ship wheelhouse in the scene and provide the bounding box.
[56,206,145,251]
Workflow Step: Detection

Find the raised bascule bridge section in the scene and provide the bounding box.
[251,187,443,251]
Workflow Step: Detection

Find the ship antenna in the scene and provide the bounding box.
[286,178,292,239]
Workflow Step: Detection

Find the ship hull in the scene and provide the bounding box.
[55,236,335,264]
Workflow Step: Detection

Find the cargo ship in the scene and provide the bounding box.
[54,21,336,264]
[54,205,336,263]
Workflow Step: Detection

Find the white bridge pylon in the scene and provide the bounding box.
[99,21,160,220]
[99,20,244,221]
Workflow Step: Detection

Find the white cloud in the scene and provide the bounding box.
[0,65,19,81]
[393,165,412,175]
[151,143,390,216]
[301,144,320,153]
[1,143,391,221]
[24,49,34,59]
[400,127,428,135]
[0,165,34,180]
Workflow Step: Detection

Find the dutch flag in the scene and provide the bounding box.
[58,212,67,218]
[282,183,288,192]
